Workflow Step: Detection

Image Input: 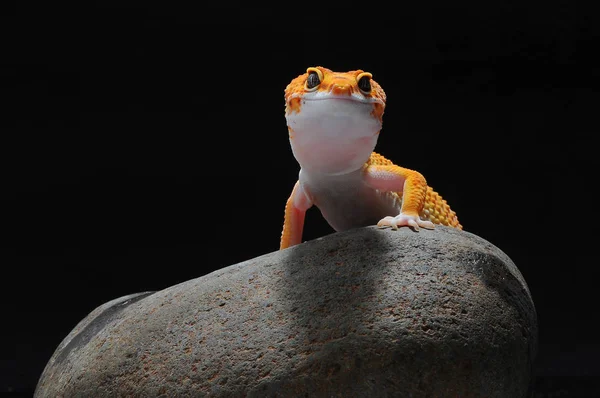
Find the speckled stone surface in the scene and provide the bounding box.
[35,226,537,397]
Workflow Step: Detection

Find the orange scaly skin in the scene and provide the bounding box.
[280,66,462,250]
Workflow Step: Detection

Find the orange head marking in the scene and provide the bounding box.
[284,67,387,175]
[284,66,386,121]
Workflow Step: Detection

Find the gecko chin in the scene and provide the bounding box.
[290,135,378,175]
[286,97,382,174]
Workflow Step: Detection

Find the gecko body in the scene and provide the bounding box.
[280,66,461,250]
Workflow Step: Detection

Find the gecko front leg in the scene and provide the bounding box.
[280,180,313,249]
[364,164,435,231]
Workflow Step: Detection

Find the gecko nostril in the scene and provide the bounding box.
[331,83,352,96]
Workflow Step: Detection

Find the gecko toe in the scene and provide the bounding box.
[421,220,435,229]
[377,216,395,229]
[408,219,420,230]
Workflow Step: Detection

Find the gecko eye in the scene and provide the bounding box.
[305,71,321,91]
[357,72,372,94]
[305,67,323,91]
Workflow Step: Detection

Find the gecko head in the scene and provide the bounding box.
[284,66,386,175]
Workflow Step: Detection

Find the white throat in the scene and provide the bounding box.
[286,97,381,175]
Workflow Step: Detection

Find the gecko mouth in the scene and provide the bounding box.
[305,97,381,104]
[290,94,383,105]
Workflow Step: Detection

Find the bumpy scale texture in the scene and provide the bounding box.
[280,66,462,250]
[367,152,462,229]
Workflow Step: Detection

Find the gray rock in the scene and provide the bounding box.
[35,226,537,398]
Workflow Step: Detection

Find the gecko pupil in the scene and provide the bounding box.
[306,72,320,89]
[358,76,371,93]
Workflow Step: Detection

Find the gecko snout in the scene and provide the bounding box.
[330,82,353,96]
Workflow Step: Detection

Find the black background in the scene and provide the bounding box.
[2,2,598,396]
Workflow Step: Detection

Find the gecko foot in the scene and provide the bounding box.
[377,214,435,231]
